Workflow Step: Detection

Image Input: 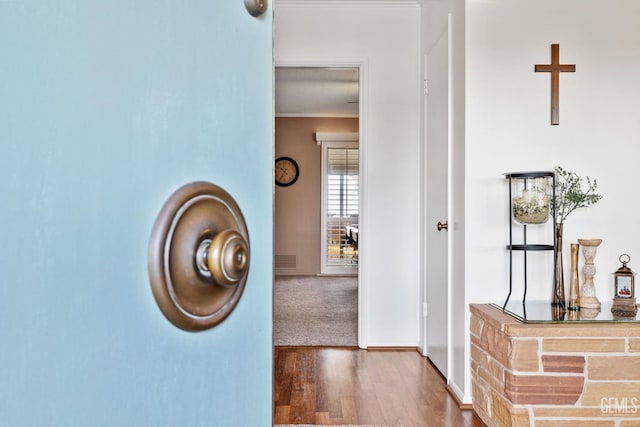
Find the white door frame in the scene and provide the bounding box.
[318,135,359,275]
[274,57,369,349]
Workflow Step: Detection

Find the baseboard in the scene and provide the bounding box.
[316,273,358,277]
[274,345,360,350]
[366,346,420,352]
[446,383,473,410]
[276,345,432,357]
[274,273,357,277]
[424,358,473,411]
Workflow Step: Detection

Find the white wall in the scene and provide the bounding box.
[274,1,422,346]
[465,0,640,404]
[467,0,640,304]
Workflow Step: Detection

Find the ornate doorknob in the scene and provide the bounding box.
[196,229,249,288]
[437,221,448,231]
[148,182,250,332]
[245,0,267,16]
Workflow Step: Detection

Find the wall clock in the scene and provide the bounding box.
[275,156,299,187]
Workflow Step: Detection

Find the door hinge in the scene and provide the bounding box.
[423,302,429,317]
[423,79,429,95]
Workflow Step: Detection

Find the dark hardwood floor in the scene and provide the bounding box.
[274,347,486,426]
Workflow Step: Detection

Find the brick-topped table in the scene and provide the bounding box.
[470,303,640,427]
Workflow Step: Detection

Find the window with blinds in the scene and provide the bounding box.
[327,148,359,217]
[325,147,359,270]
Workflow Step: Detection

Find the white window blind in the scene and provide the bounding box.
[327,148,359,217]
[318,134,359,274]
[325,147,359,269]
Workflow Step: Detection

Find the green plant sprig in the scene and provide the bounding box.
[552,166,603,224]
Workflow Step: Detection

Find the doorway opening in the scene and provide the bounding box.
[273,65,362,347]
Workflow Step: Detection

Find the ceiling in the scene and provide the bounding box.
[275,67,360,117]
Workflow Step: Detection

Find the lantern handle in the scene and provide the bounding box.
[619,253,631,265]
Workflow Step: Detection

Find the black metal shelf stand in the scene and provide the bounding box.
[504,171,557,312]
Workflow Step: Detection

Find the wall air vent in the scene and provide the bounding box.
[275,255,297,272]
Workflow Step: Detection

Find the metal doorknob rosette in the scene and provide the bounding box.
[148,182,250,331]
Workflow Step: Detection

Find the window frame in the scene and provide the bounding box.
[321,139,359,274]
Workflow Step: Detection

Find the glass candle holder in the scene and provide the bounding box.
[510,174,552,225]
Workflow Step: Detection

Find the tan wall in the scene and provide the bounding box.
[275,117,359,275]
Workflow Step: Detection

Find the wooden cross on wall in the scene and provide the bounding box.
[535,44,575,125]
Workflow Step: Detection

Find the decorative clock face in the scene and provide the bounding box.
[275,156,299,187]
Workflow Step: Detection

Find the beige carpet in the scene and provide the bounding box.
[274,275,357,346]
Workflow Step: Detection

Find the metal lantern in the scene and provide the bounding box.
[611,254,637,317]
[613,254,635,299]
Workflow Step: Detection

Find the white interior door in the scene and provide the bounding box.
[425,25,450,378]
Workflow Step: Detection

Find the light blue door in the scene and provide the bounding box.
[0,2,272,426]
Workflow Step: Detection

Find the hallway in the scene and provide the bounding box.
[274,347,485,427]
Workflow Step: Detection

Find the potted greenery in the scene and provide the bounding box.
[552,166,603,225]
[551,166,603,308]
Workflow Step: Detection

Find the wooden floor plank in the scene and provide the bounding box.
[274,347,486,427]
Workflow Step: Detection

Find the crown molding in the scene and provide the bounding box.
[276,113,359,118]
[274,0,420,8]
